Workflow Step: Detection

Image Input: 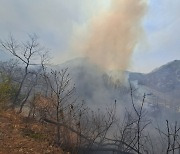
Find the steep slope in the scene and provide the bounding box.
[0,111,63,154]
[145,60,180,93]
[129,60,180,107]
[130,60,180,92]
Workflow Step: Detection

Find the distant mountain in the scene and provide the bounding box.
[59,58,180,93]
[50,58,180,114]
[54,58,131,107]
[129,60,180,107]
[130,60,180,91]
[145,60,180,92]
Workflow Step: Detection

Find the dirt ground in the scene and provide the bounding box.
[0,110,64,154]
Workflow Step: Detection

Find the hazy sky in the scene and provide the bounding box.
[0,0,179,73]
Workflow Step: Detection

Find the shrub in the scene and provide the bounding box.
[0,73,18,110]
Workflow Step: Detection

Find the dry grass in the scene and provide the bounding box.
[0,110,65,154]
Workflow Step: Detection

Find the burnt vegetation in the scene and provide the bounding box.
[0,34,180,154]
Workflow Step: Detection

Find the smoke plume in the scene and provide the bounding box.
[75,0,147,72]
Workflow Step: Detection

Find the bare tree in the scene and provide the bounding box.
[110,82,151,154]
[156,120,180,154]
[30,67,120,153]
[0,34,48,110]
[40,68,76,144]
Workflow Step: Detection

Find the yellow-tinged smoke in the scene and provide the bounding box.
[76,0,147,72]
